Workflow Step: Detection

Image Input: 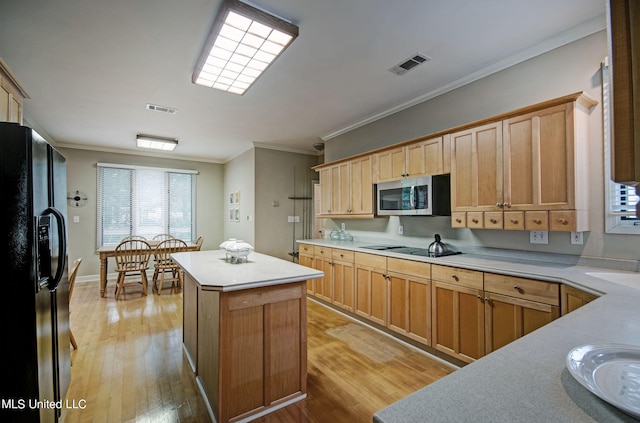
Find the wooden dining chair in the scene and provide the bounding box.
[122,235,147,241]
[68,257,82,350]
[153,233,175,241]
[195,235,204,250]
[114,239,151,300]
[152,238,187,294]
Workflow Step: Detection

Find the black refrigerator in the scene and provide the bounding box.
[0,123,70,423]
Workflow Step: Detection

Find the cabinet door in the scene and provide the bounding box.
[333,260,355,311]
[560,285,598,315]
[484,292,559,354]
[388,271,431,346]
[503,104,573,210]
[298,253,315,295]
[331,162,351,214]
[374,147,406,182]
[350,156,373,214]
[316,257,333,302]
[432,281,484,363]
[355,265,387,326]
[319,168,332,214]
[450,122,503,211]
[406,137,444,177]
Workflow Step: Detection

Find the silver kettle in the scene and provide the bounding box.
[428,234,448,255]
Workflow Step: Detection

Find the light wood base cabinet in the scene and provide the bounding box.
[331,249,355,311]
[197,283,307,423]
[560,284,598,315]
[431,267,485,364]
[387,258,432,346]
[355,252,388,326]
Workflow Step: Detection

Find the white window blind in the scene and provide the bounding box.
[97,164,196,246]
[602,58,639,233]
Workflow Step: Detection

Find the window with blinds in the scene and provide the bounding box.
[602,59,639,234]
[612,184,639,222]
[97,164,196,246]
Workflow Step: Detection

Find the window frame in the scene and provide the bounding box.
[96,163,198,246]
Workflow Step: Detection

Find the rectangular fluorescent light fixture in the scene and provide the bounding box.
[136,134,178,151]
[192,0,299,95]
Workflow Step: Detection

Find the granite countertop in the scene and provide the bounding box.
[172,249,323,291]
[296,239,640,422]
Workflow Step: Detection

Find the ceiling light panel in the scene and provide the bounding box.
[192,0,299,95]
[136,134,178,151]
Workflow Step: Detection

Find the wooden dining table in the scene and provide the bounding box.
[96,240,198,297]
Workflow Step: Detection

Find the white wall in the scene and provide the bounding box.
[60,147,225,277]
[223,148,255,244]
[254,147,319,260]
[323,31,639,265]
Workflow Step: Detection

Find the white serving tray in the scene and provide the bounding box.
[566,343,640,419]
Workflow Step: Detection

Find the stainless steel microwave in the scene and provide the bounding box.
[376,174,451,216]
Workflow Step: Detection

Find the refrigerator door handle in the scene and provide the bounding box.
[44,207,67,289]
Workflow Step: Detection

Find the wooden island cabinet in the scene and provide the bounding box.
[173,250,322,423]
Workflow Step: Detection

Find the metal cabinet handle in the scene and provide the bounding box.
[472,218,479,224]
[456,218,463,223]
[490,218,498,224]
[533,219,542,224]
[510,219,519,224]
[496,203,502,208]
[558,218,569,225]
[503,202,510,208]
[451,274,459,281]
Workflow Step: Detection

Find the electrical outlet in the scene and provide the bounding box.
[570,231,583,245]
[529,230,548,244]
[287,215,300,223]
[398,225,403,235]
[341,222,346,231]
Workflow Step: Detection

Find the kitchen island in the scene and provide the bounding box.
[172,250,323,423]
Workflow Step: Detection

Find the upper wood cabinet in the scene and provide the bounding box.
[0,59,29,124]
[450,93,597,231]
[317,156,373,217]
[373,136,448,183]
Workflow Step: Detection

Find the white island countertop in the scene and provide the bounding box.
[172,249,323,291]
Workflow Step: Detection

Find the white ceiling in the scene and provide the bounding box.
[0,0,606,163]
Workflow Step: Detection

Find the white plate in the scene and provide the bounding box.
[566,344,640,418]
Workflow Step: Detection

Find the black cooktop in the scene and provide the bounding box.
[361,245,461,258]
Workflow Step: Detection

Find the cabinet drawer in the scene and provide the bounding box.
[299,243,314,255]
[355,252,387,269]
[451,212,466,228]
[332,248,354,262]
[549,210,579,231]
[314,246,332,257]
[484,273,559,306]
[387,257,430,279]
[525,211,549,230]
[467,212,484,228]
[504,211,524,230]
[431,264,483,290]
[484,212,503,229]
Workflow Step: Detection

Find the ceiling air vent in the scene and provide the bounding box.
[389,53,431,76]
[146,103,177,115]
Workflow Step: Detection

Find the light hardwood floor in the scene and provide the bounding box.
[65,282,455,423]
